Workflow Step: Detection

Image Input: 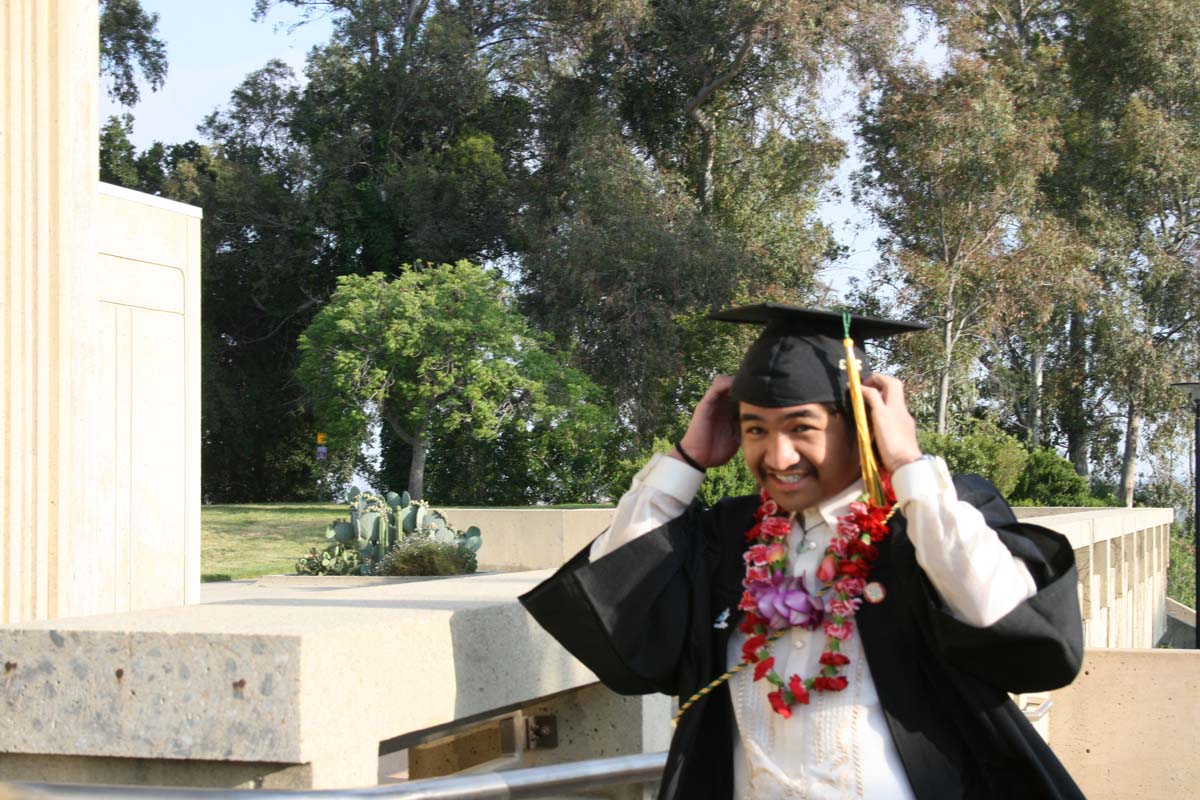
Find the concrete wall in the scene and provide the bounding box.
[0,2,202,623]
[1050,648,1200,799]
[445,507,615,572]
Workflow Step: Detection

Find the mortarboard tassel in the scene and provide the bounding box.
[842,311,887,507]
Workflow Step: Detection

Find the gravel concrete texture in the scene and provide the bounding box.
[0,571,602,789]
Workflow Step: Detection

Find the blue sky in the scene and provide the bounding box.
[101,1,332,148]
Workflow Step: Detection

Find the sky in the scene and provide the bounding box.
[101,1,332,148]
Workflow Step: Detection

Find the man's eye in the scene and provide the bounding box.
[743,426,764,436]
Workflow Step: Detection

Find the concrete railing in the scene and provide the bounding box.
[0,505,1176,794]
[1013,506,1174,648]
[462,504,1174,651]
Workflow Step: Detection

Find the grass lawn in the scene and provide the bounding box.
[201,503,344,582]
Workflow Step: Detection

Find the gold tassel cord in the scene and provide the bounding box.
[843,333,886,508]
[672,630,786,726]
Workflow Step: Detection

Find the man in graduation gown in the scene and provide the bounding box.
[520,305,1085,800]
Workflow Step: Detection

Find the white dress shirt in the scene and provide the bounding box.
[590,453,1037,800]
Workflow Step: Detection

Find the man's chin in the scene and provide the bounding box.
[758,478,819,513]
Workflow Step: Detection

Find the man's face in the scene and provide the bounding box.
[738,401,861,513]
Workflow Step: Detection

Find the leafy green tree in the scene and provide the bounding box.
[99,113,140,187]
[100,0,167,106]
[298,262,613,500]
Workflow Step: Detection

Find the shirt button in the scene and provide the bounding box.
[794,638,805,649]
[806,540,818,550]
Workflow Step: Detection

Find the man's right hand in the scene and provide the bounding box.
[672,375,740,470]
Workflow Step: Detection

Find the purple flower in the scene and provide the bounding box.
[754,572,824,631]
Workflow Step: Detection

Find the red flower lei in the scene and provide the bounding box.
[737,480,896,718]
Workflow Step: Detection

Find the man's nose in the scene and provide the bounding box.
[763,433,800,471]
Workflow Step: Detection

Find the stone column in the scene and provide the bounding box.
[1,0,100,623]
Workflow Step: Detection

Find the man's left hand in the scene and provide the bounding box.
[860,374,923,474]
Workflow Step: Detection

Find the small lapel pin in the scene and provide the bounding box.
[864,582,886,604]
[713,608,731,629]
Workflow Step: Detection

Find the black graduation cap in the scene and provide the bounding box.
[710,303,929,410]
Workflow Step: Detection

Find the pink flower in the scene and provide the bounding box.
[828,537,850,558]
[833,577,866,596]
[759,517,791,539]
[837,518,861,538]
[745,544,771,566]
[754,572,824,631]
[849,501,870,517]
[744,565,771,585]
[761,498,779,517]
[828,597,862,617]
[823,619,854,640]
[817,554,837,583]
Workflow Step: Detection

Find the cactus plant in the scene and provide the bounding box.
[303,488,484,575]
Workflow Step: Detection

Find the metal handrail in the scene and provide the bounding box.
[5,751,668,800]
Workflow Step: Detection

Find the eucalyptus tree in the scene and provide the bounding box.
[1055,0,1200,502]
[855,56,1059,434]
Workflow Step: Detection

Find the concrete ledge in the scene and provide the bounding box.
[1020,506,1173,550]
[0,571,589,788]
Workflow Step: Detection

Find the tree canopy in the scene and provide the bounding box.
[100,0,1198,512]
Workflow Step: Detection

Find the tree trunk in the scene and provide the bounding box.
[408,431,430,501]
[936,318,953,434]
[1029,344,1044,448]
[690,106,716,213]
[1118,401,1141,507]
[1065,311,1090,477]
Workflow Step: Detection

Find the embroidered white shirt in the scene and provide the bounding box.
[589,453,1037,799]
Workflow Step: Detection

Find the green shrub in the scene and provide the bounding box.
[697,455,760,506]
[1010,448,1103,506]
[1168,522,1196,607]
[375,536,475,577]
[917,419,1028,496]
[608,436,759,506]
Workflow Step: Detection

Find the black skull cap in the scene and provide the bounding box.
[709,303,929,410]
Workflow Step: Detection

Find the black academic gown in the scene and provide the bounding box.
[519,474,1086,800]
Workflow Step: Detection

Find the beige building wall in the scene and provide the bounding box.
[1,0,100,623]
[1,3,202,623]
[94,184,203,611]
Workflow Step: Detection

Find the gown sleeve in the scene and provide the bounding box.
[518,499,712,697]
[902,473,1085,693]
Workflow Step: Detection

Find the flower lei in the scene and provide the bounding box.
[737,481,896,719]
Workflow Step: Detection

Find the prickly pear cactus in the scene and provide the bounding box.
[305,488,485,575]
